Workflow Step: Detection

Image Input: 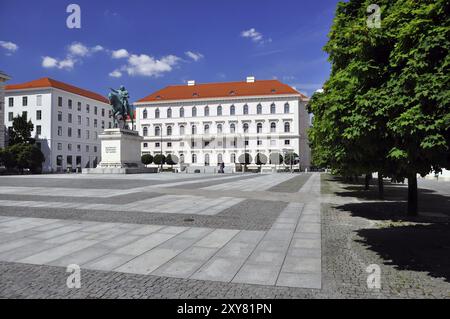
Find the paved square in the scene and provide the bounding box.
[0,172,321,290]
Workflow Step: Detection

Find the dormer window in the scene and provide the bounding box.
[156,95,161,99]
[193,92,199,97]
[229,90,235,95]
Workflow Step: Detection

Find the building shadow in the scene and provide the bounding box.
[326,174,450,282]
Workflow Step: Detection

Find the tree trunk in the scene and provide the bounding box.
[407,173,418,216]
[378,172,384,199]
[364,173,370,190]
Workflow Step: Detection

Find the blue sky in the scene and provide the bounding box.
[0,0,339,101]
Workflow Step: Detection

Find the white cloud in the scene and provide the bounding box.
[109,69,122,78]
[41,56,75,70]
[0,41,19,55]
[121,54,180,77]
[111,49,129,59]
[185,51,204,62]
[68,42,89,56]
[92,45,104,52]
[240,28,271,44]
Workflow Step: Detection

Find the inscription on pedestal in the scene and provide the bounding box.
[105,147,117,154]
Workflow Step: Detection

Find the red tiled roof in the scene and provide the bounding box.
[5,77,109,104]
[136,79,305,103]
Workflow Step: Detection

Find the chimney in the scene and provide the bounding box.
[246,76,255,83]
[187,80,195,86]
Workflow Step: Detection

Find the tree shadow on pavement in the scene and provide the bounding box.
[325,174,450,283]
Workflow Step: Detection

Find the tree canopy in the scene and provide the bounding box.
[308,0,450,215]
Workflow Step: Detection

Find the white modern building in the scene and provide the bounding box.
[0,71,11,149]
[135,77,311,171]
[5,77,113,172]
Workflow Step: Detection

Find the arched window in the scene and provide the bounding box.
[230,123,236,133]
[284,122,290,133]
[180,153,185,163]
[167,108,172,118]
[204,124,210,134]
[143,109,148,119]
[243,104,249,115]
[191,125,197,135]
[155,108,160,118]
[257,123,262,134]
[231,153,236,163]
[167,126,172,136]
[284,102,290,114]
[270,103,276,114]
[218,153,223,163]
[243,123,249,133]
[217,105,222,116]
[205,106,210,116]
[217,124,223,134]
[192,153,197,163]
[180,107,185,117]
[204,154,210,166]
[179,125,185,135]
[155,126,161,136]
[143,126,148,136]
[257,103,262,114]
[230,105,235,115]
[192,106,197,117]
[270,122,276,133]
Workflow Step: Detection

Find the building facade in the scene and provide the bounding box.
[0,71,11,149]
[135,77,311,170]
[4,78,113,172]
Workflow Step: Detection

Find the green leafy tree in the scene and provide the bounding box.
[153,154,166,169]
[9,113,35,145]
[308,0,449,215]
[0,144,44,173]
[166,154,177,168]
[141,154,153,165]
[255,153,267,170]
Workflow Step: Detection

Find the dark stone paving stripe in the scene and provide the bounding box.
[0,192,162,205]
[0,261,318,298]
[0,198,286,231]
[172,174,261,189]
[0,175,229,189]
[268,173,312,193]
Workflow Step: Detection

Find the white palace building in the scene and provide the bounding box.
[4,78,114,173]
[135,77,311,171]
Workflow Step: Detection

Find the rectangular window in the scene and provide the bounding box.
[245,140,249,146]
[94,146,97,153]
[94,132,98,140]
[86,130,90,139]
[36,95,42,106]
[77,129,81,138]
[68,144,72,151]
[108,122,112,128]
[57,143,62,150]
[77,102,82,111]
[94,119,97,128]
[36,110,42,120]
[22,96,28,106]
[68,113,72,123]
[57,126,62,136]
[78,115,82,125]
[8,112,13,121]
[167,142,172,148]
[284,139,290,145]
[257,140,262,145]
[36,125,41,135]
[101,108,105,117]
[143,143,148,148]
[68,127,72,137]
[86,117,90,126]
[8,97,13,107]
[68,99,72,109]
[86,145,89,152]
[58,111,62,121]
[22,111,27,119]
[101,121,105,129]
[94,106,98,115]
[155,142,160,147]
[77,144,81,152]
[86,104,90,113]
[58,97,63,107]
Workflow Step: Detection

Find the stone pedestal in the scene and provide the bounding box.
[83,128,156,174]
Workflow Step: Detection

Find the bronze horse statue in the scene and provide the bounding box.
[108,86,134,129]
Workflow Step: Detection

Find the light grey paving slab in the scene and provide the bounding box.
[263,230,294,241]
[128,225,164,236]
[18,240,97,265]
[287,248,321,258]
[194,229,239,249]
[296,222,321,234]
[174,246,218,262]
[96,234,142,249]
[247,250,286,266]
[0,242,58,262]
[49,246,111,267]
[281,257,321,274]
[293,232,321,240]
[31,224,87,240]
[290,238,321,249]
[158,226,189,235]
[83,253,136,271]
[277,272,321,289]
[256,240,291,252]
[114,232,176,256]
[190,256,248,282]
[215,241,257,259]
[0,238,38,253]
[44,230,93,244]
[115,248,181,275]
[232,263,280,286]
[151,259,204,278]
[176,227,214,239]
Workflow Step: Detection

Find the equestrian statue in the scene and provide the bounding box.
[108,85,134,129]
